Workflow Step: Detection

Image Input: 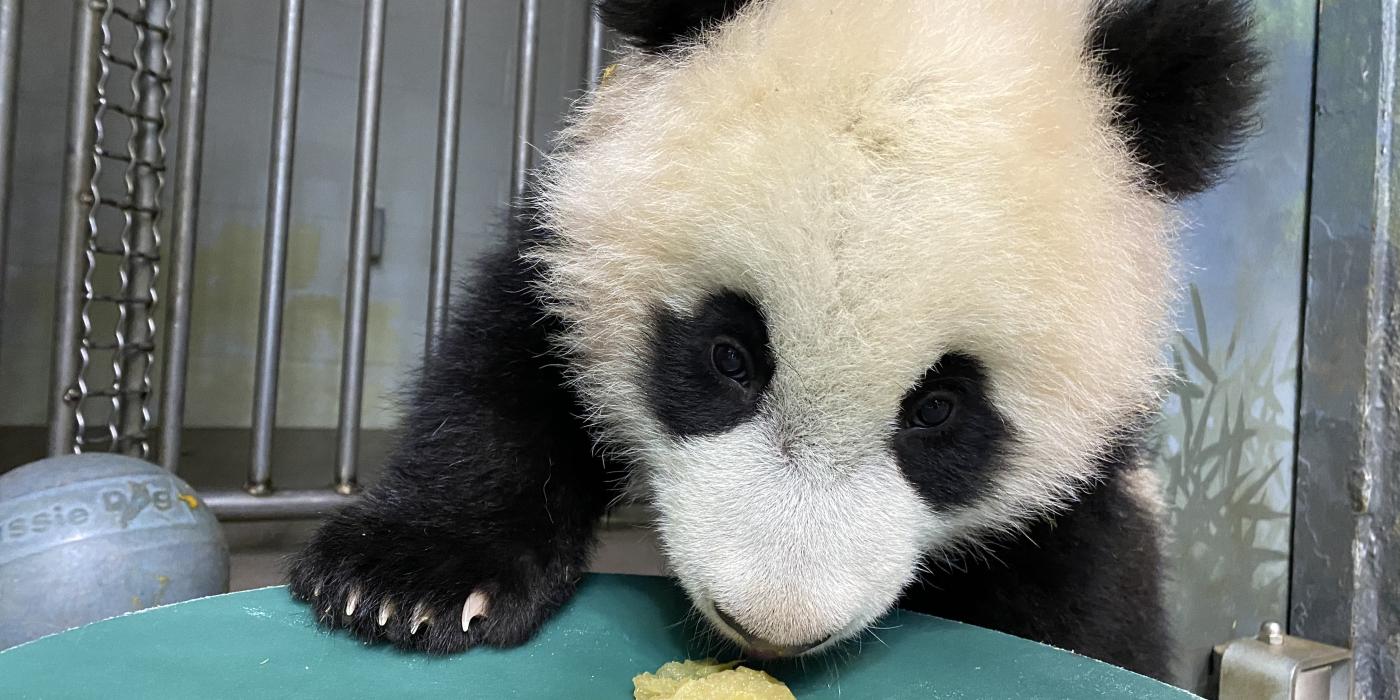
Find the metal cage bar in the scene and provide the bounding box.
[333,0,387,492]
[0,0,20,361]
[425,0,467,358]
[248,0,305,493]
[585,11,605,91]
[113,0,172,458]
[509,0,539,204]
[175,4,602,521]
[48,0,105,456]
[158,0,210,472]
[204,489,355,521]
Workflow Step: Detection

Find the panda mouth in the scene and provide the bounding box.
[711,606,828,660]
[698,597,869,661]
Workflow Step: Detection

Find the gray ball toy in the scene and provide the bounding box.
[0,453,229,649]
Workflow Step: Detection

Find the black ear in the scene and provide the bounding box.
[595,0,755,53]
[1089,0,1265,197]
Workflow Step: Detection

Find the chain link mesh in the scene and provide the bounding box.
[72,0,174,457]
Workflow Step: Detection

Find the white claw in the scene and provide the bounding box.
[345,588,361,617]
[313,584,322,598]
[377,601,394,627]
[409,602,430,635]
[461,590,490,632]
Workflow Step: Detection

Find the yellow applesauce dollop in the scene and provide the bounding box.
[633,659,796,700]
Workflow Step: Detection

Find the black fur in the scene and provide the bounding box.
[900,444,1171,682]
[596,0,754,52]
[1089,0,1265,197]
[287,218,615,653]
[646,291,774,437]
[893,353,1013,510]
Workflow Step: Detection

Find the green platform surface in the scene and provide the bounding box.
[0,573,1195,699]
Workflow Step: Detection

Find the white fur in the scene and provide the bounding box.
[652,417,937,646]
[532,0,1176,646]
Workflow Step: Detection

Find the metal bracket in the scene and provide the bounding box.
[370,206,386,265]
[1211,622,1353,700]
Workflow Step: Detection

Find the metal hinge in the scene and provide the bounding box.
[1211,622,1353,699]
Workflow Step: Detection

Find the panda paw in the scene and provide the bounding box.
[286,514,584,654]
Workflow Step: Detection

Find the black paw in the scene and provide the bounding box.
[287,505,585,654]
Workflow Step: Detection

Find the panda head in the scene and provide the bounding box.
[533,0,1261,656]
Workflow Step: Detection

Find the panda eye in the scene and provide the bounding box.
[711,340,751,385]
[910,391,957,429]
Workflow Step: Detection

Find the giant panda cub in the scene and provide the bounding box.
[290,0,1262,681]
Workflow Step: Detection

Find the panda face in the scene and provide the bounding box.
[534,0,1193,652]
[644,292,1016,650]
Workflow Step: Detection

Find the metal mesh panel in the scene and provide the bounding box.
[67,0,173,457]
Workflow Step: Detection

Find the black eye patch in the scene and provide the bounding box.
[646,291,774,437]
[893,353,1012,510]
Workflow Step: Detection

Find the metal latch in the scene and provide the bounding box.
[1211,622,1353,699]
[370,206,386,264]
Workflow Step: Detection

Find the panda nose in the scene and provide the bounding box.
[714,606,831,659]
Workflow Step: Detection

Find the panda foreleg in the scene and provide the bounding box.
[287,234,610,654]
